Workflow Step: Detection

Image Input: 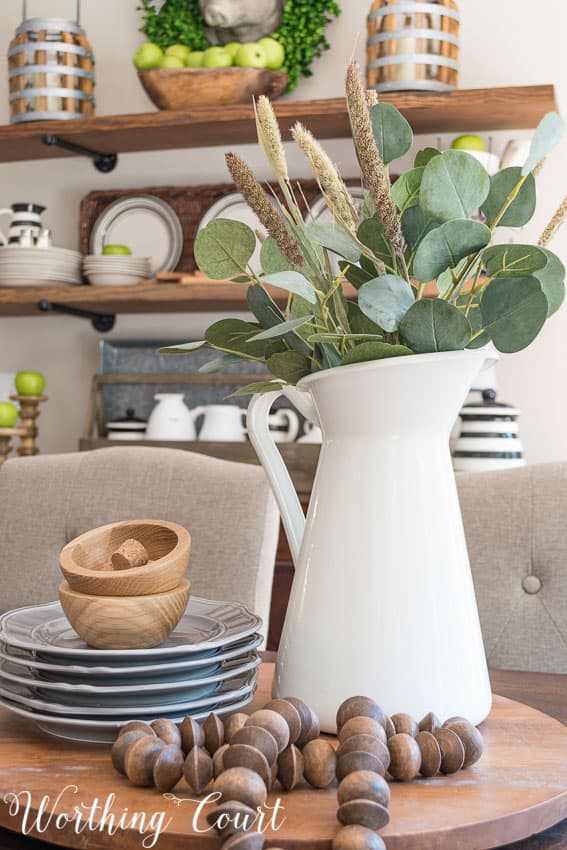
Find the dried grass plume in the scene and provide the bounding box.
[539,193,567,247]
[255,95,289,182]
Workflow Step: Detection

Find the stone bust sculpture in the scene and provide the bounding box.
[199,0,286,43]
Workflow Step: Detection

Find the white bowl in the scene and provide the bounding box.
[85,273,144,286]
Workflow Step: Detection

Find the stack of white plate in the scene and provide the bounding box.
[83,255,151,286]
[0,597,262,743]
[0,246,82,287]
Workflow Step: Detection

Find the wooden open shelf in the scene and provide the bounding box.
[0,276,357,317]
[0,86,556,164]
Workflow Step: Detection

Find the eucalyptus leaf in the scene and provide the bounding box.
[358,275,415,332]
[347,301,384,336]
[401,206,440,252]
[317,343,343,369]
[306,222,361,263]
[370,102,413,165]
[413,220,491,283]
[267,351,312,384]
[465,302,490,349]
[230,381,287,397]
[481,167,536,228]
[249,315,315,341]
[420,151,490,222]
[194,219,256,280]
[309,332,383,343]
[158,341,206,354]
[415,147,441,168]
[357,217,394,267]
[482,244,547,279]
[399,299,472,353]
[535,248,566,317]
[479,277,548,352]
[522,112,565,176]
[260,236,296,275]
[205,318,267,358]
[247,284,312,354]
[391,167,424,213]
[338,260,373,290]
[262,271,317,303]
[199,354,245,373]
[341,341,412,365]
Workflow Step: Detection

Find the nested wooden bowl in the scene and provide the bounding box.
[59,520,191,597]
[58,578,191,649]
[138,67,288,110]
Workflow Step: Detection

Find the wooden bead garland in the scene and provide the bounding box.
[111,693,484,850]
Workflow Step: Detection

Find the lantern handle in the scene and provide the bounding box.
[22,0,81,23]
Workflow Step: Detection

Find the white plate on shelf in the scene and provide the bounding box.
[0,277,78,287]
[0,655,261,707]
[89,196,183,276]
[0,668,258,716]
[0,689,257,744]
[0,598,262,661]
[85,273,144,286]
[0,632,263,680]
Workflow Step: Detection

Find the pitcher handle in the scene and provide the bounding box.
[247,389,310,565]
[281,408,300,442]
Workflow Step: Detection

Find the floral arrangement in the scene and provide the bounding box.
[163,63,566,395]
[138,0,341,92]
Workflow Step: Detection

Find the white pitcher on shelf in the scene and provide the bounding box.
[0,203,46,245]
[267,408,299,443]
[145,394,200,441]
[194,405,247,442]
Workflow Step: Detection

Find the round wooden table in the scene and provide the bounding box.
[0,666,566,850]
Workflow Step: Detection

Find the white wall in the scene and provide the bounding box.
[0,0,565,461]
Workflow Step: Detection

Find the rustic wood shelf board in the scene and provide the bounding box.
[0,86,556,164]
[1,666,567,849]
[0,278,357,317]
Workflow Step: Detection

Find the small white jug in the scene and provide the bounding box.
[268,408,300,443]
[0,203,46,246]
[146,394,199,441]
[195,405,247,442]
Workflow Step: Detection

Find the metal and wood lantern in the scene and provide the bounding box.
[366,0,459,93]
[8,0,95,124]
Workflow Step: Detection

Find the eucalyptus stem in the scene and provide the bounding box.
[464,264,484,316]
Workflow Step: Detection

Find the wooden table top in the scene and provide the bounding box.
[0,666,566,850]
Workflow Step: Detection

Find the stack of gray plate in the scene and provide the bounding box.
[0,597,262,743]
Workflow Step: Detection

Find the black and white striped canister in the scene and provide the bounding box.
[453,389,525,472]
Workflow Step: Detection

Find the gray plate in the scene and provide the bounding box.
[0,633,262,680]
[0,689,256,744]
[0,654,260,707]
[0,597,262,661]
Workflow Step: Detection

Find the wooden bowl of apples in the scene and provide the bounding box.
[138,66,288,109]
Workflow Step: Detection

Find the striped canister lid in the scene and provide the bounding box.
[453,389,525,472]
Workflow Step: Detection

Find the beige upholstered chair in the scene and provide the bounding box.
[0,447,280,639]
[458,463,567,674]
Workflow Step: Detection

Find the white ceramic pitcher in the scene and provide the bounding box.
[195,405,247,442]
[146,394,198,441]
[247,349,495,732]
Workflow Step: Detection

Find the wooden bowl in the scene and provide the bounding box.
[58,578,191,649]
[138,67,288,110]
[59,519,191,597]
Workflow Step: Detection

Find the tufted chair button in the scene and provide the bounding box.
[522,575,542,594]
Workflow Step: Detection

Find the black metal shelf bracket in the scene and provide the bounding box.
[37,299,116,333]
[41,134,118,173]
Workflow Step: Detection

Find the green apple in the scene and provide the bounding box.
[159,55,185,69]
[165,44,191,62]
[223,42,241,61]
[102,244,132,256]
[15,371,45,396]
[202,46,233,68]
[258,37,285,70]
[0,402,18,428]
[451,134,485,152]
[235,42,267,69]
[185,51,205,67]
[133,42,163,71]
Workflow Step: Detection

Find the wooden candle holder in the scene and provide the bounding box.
[10,395,47,457]
[0,427,28,465]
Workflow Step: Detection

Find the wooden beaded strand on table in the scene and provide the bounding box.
[111,696,484,850]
